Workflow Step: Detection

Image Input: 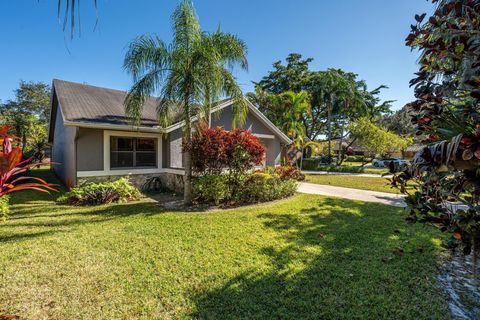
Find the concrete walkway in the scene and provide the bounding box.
[298,182,406,207]
[302,170,392,178]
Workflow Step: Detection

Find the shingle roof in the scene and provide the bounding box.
[53,79,161,127]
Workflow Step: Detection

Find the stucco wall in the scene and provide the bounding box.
[211,104,272,134]
[212,105,283,166]
[161,105,284,168]
[260,138,281,166]
[51,105,77,187]
[77,128,104,171]
[167,128,184,169]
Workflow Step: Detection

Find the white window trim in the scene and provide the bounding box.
[79,130,164,177]
[77,130,188,178]
[254,133,275,139]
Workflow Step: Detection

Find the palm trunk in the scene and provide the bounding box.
[183,96,193,205]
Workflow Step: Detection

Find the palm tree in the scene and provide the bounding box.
[123,0,248,204]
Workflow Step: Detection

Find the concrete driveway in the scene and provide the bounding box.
[298,182,406,207]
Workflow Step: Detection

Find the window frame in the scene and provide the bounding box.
[110,136,157,169]
[103,131,161,172]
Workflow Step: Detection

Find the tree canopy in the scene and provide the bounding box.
[0,81,50,158]
[248,53,393,141]
[349,118,411,160]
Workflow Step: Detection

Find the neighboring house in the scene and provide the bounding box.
[48,79,291,191]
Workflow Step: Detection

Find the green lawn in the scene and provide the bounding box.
[0,170,447,319]
[304,174,409,194]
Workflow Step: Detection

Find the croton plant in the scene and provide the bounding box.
[392,0,480,263]
[0,125,56,199]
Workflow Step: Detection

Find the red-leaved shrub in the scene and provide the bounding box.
[183,126,266,176]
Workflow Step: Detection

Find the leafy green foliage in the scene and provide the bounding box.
[380,105,416,136]
[393,0,480,259]
[257,165,305,181]
[0,195,9,221]
[123,0,248,204]
[193,171,297,206]
[345,155,367,162]
[248,54,393,141]
[184,126,266,176]
[58,178,141,206]
[349,118,412,159]
[301,160,366,173]
[193,175,229,205]
[236,173,297,203]
[0,81,50,157]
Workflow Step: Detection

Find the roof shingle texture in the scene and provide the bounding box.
[54,79,160,127]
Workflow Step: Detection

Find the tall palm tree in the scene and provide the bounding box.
[123,0,248,204]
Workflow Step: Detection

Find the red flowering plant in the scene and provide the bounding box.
[0,125,57,199]
[183,125,266,176]
[183,125,266,197]
[392,0,480,268]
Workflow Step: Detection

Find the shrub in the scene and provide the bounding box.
[237,173,297,203]
[58,178,141,206]
[257,166,305,181]
[345,155,366,162]
[193,175,230,205]
[301,159,365,173]
[0,196,9,221]
[183,126,266,176]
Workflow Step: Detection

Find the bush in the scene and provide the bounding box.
[257,166,305,181]
[193,175,230,205]
[345,155,366,162]
[58,178,141,206]
[301,159,365,173]
[0,196,9,221]
[237,173,297,203]
[183,126,266,176]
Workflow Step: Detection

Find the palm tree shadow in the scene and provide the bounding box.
[189,198,445,319]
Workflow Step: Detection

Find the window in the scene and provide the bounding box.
[110,137,157,169]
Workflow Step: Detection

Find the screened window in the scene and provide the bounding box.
[110,137,157,169]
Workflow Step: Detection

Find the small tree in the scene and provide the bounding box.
[393,0,480,273]
[349,118,411,164]
[123,0,248,205]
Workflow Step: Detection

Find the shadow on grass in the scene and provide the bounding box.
[189,198,446,319]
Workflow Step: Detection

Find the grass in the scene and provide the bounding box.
[0,170,448,319]
[304,174,405,194]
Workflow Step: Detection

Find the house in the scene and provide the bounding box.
[48,79,291,191]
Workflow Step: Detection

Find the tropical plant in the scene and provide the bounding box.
[0,126,57,220]
[183,126,266,177]
[392,0,480,273]
[249,54,393,142]
[58,178,141,206]
[123,0,248,204]
[56,0,99,38]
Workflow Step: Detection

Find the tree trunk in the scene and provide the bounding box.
[327,103,332,163]
[183,96,193,205]
[338,136,356,166]
[336,117,345,166]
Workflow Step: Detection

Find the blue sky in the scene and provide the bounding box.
[0,0,433,110]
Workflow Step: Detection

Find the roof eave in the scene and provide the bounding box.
[63,120,164,133]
